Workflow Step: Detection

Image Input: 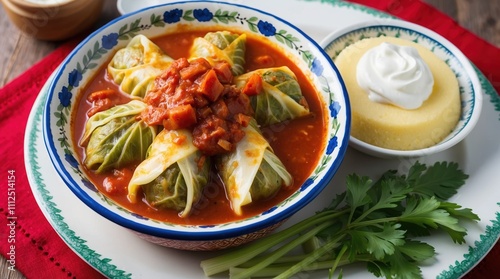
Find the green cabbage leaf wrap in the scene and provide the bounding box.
[217,119,293,215]
[189,31,246,76]
[108,34,174,98]
[234,66,311,126]
[82,100,157,174]
[127,129,210,218]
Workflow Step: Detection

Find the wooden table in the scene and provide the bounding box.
[1,1,499,278]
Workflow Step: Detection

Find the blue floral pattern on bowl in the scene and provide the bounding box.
[43,1,350,246]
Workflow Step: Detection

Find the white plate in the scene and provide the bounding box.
[26,1,500,278]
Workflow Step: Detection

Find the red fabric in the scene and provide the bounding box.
[0,39,106,279]
[0,1,498,278]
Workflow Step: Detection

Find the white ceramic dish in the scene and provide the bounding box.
[320,19,483,159]
[26,0,500,278]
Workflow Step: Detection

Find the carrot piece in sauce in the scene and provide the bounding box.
[241,73,262,96]
[86,89,116,117]
[197,69,224,101]
[180,58,211,80]
[212,61,233,84]
[163,104,197,130]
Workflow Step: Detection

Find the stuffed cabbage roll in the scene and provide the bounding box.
[108,34,174,98]
[82,100,157,174]
[127,129,210,218]
[234,66,311,126]
[189,31,246,76]
[217,119,293,215]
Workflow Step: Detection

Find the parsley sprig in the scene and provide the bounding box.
[201,161,479,279]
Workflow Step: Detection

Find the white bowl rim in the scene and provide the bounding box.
[42,0,351,240]
[320,18,483,159]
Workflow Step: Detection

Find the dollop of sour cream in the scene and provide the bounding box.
[356,42,434,110]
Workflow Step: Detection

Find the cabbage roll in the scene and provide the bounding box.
[189,31,246,76]
[108,34,174,98]
[217,119,293,215]
[127,129,209,218]
[234,66,311,126]
[82,100,157,174]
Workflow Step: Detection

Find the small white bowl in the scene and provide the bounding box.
[42,1,350,251]
[321,19,482,159]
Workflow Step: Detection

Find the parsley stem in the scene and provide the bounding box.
[230,259,349,277]
[201,209,347,276]
[274,233,346,279]
[348,217,399,229]
[230,220,337,279]
[229,252,375,277]
[329,243,349,276]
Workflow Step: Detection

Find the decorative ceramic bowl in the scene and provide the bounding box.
[1,0,103,41]
[321,19,482,159]
[42,1,350,251]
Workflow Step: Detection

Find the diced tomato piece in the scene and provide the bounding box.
[180,58,211,80]
[141,105,170,126]
[226,92,253,116]
[211,99,230,119]
[171,86,195,106]
[86,89,118,117]
[213,61,233,84]
[197,69,224,102]
[88,89,115,101]
[87,98,113,117]
[162,118,175,130]
[171,57,191,71]
[234,113,252,127]
[164,104,197,130]
[193,94,209,107]
[145,74,179,106]
[102,168,133,195]
[220,84,240,98]
[241,73,262,96]
[196,106,212,120]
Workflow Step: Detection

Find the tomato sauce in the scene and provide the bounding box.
[72,29,327,225]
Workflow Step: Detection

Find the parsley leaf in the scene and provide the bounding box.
[349,223,406,260]
[409,161,469,200]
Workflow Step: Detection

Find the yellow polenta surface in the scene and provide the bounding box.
[335,36,460,150]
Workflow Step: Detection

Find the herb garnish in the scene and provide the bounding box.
[201,161,479,279]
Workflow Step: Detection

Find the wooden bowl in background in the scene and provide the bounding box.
[1,0,103,41]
